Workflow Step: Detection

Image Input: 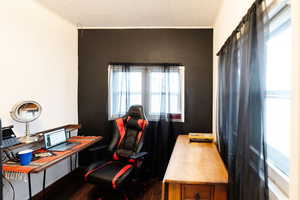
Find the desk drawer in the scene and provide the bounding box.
[182,184,213,200]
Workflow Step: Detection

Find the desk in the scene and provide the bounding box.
[162,135,228,200]
[3,136,102,200]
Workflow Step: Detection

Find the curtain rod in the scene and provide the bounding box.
[109,62,184,66]
[216,0,264,56]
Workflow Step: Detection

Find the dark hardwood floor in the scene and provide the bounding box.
[34,169,161,200]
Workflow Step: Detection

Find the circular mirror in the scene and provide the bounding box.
[11,101,42,123]
[10,101,42,143]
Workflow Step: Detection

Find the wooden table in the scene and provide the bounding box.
[28,136,102,200]
[4,135,102,200]
[162,135,228,200]
[30,136,102,173]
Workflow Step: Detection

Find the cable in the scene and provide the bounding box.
[2,150,7,162]
[2,174,15,200]
[3,148,18,162]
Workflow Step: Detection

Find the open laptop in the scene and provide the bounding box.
[43,128,79,151]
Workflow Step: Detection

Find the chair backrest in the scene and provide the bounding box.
[108,105,148,161]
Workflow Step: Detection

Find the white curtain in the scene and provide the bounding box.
[108,64,184,121]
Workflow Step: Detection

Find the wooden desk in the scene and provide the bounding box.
[31,136,102,173]
[3,136,102,200]
[162,135,228,200]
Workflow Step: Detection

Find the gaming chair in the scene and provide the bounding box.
[85,105,149,199]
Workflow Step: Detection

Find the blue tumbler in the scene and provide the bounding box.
[18,149,33,166]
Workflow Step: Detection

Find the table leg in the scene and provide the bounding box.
[75,153,78,169]
[28,173,32,200]
[42,170,47,200]
[70,156,73,172]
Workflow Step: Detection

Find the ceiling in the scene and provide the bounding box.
[37,0,222,28]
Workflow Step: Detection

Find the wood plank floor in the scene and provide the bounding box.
[63,180,161,200]
[35,169,162,200]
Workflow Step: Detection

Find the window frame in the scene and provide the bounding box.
[147,67,185,122]
[108,66,144,118]
[108,65,185,122]
[264,2,291,199]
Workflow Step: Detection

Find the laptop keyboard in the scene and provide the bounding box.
[49,142,79,151]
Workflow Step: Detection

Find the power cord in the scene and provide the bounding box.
[2,147,16,200]
[2,174,15,200]
[3,148,18,162]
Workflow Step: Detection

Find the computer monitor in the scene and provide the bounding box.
[44,128,67,149]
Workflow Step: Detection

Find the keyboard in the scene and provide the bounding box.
[49,142,80,151]
[3,137,21,148]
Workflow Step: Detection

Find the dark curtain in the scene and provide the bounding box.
[143,121,178,179]
[218,1,269,200]
[144,66,183,179]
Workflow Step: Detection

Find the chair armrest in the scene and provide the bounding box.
[88,145,108,152]
[129,152,148,159]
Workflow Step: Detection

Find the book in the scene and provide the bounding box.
[188,133,214,143]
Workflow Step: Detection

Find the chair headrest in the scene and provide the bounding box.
[126,105,147,120]
[126,119,142,131]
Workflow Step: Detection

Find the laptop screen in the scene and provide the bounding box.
[44,129,67,149]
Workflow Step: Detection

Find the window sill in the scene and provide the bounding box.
[268,161,289,200]
[249,146,289,199]
[109,115,185,122]
[269,178,289,200]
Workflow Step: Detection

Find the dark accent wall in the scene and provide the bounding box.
[78,29,213,140]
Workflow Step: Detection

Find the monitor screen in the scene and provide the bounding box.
[44,129,66,149]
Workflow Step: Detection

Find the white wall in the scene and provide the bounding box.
[290,0,300,199]
[0,1,78,199]
[212,0,254,135]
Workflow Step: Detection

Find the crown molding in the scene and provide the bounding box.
[77,26,213,29]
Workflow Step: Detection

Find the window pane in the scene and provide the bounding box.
[266,21,291,175]
[111,70,142,117]
[112,93,126,114]
[112,71,142,93]
[169,72,180,94]
[150,72,163,93]
[170,94,179,113]
[150,94,161,114]
[129,72,142,93]
[266,26,292,92]
[149,94,180,114]
[109,65,184,122]
[265,98,291,173]
[149,70,181,115]
[150,72,180,93]
[130,94,142,105]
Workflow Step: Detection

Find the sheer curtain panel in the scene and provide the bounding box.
[217,1,270,199]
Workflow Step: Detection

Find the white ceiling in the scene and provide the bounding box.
[37,0,222,28]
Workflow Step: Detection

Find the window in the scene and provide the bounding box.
[265,5,291,199]
[265,5,291,176]
[108,64,185,121]
[110,68,143,115]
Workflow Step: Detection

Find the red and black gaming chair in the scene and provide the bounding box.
[85,105,149,199]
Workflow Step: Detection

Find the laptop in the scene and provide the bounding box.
[43,128,79,151]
